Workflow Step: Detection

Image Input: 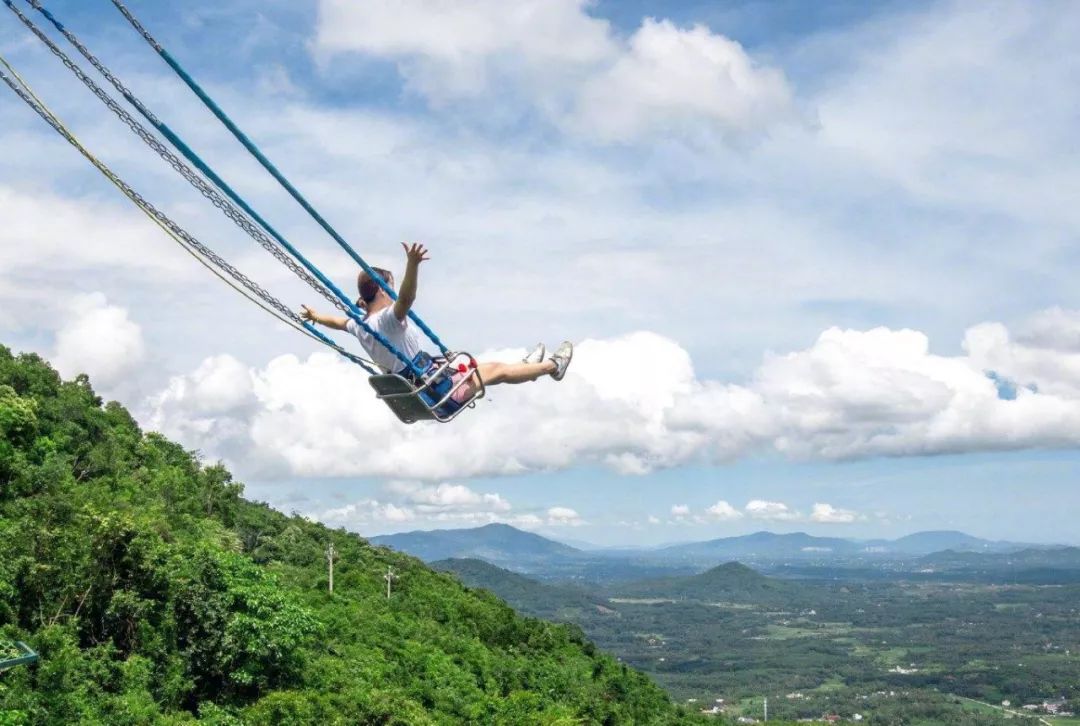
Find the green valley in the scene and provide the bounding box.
[437,558,1080,724]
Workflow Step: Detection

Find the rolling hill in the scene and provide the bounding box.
[432,558,613,619]
[612,561,805,604]
[920,546,1080,580]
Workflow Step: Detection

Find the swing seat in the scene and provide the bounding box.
[0,641,38,672]
[369,352,484,424]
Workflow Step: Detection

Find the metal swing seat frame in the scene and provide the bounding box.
[0,641,38,672]
[370,352,486,424]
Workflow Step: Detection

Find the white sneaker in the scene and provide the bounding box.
[523,343,546,364]
[549,341,573,381]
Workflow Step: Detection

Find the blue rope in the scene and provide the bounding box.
[108,0,451,358]
[22,0,421,377]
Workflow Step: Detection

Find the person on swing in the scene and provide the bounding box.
[300,242,573,406]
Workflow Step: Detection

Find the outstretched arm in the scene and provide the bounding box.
[393,242,430,322]
[301,305,349,331]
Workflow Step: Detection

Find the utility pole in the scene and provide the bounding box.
[326,542,336,594]
[384,565,399,599]
[763,696,768,723]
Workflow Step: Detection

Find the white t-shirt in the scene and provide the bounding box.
[346,305,424,374]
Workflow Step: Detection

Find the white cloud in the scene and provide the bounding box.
[386,481,512,513]
[510,513,544,529]
[303,479,582,533]
[809,502,858,524]
[147,332,708,478]
[571,19,795,142]
[319,481,516,530]
[53,293,145,389]
[670,504,691,518]
[814,1,1080,232]
[705,499,743,521]
[546,506,583,526]
[0,188,188,282]
[322,499,417,525]
[745,499,800,522]
[315,0,613,100]
[146,309,1080,480]
[313,0,794,142]
[647,515,662,525]
[148,353,259,460]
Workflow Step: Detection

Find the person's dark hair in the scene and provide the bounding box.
[358,267,393,304]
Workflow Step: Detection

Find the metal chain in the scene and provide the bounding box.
[108,0,160,52]
[0,65,293,323]
[27,0,161,126]
[0,62,373,371]
[6,1,348,315]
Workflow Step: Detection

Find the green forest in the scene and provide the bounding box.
[0,345,700,725]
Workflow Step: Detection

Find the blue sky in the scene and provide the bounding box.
[2,0,1079,545]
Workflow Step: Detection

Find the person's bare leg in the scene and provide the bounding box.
[477,360,555,385]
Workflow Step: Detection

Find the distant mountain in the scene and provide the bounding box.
[655,531,862,562]
[613,561,804,604]
[373,524,1040,583]
[371,523,584,567]
[881,530,1015,554]
[921,546,1080,570]
[432,558,612,619]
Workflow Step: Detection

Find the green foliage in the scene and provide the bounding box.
[0,345,695,724]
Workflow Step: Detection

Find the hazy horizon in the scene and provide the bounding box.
[362,520,1079,551]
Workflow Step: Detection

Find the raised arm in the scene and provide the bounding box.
[393,242,430,322]
[300,305,349,331]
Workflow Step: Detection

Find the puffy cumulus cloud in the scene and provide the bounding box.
[386,481,511,514]
[53,294,145,389]
[148,353,260,464]
[571,19,794,143]
[546,506,584,526]
[748,322,1080,459]
[647,515,662,525]
[658,499,855,524]
[809,502,858,524]
[147,309,1080,480]
[705,499,743,521]
[964,313,1080,400]
[313,1,794,143]
[315,481,576,532]
[321,499,417,526]
[320,481,514,529]
[745,499,800,521]
[148,332,707,478]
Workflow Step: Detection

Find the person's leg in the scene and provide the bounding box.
[477,360,556,386]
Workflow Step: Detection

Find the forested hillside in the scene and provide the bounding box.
[0,346,698,725]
